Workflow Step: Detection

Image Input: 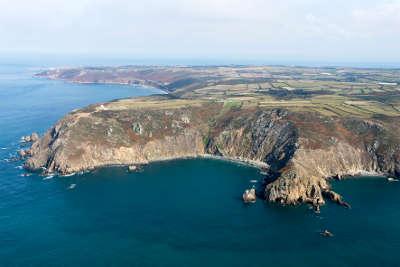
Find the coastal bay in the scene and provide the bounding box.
[1,64,400,266]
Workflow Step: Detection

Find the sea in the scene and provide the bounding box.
[0,62,399,267]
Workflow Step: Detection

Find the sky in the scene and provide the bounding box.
[0,0,399,64]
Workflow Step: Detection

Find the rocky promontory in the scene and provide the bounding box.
[24,95,400,207]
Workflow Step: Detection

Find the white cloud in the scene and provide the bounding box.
[352,1,400,35]
[0,0,398,62]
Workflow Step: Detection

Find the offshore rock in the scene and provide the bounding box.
[243,188,256,203]
[21,132,39,143]
[128,165,138,172]
[323,190,351,209]
[321,230,334,238]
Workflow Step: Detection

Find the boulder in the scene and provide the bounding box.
[243,188,256,203]
[321,230,334,237]
[21,135,31,143]
[128,165,138,172]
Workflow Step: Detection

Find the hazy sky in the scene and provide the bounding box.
[0,0,399,63]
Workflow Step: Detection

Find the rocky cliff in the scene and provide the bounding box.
[23,96,400,207]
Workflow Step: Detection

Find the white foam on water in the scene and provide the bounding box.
[62,173,76,177]
[68,183,76,190]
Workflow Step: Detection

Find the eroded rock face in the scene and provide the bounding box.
[265,115,400,206]
[266,170,329,206]
[205,109,297,171]
[25,110,207,174]
[24,99,400,207]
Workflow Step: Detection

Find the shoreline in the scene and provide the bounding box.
[34,74,170,94]
[36,152,390,181]
[37,154,269,177]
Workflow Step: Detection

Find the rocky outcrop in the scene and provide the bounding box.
[243,188,256,203]
[18,149,31,158]
[322,190,351,209]
[20,132,39,143]
[265,116,400,206]
[128,165,139,172]
[266,170,329,206]
[23,98,400,207]
[25,114,206,174]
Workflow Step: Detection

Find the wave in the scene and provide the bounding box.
[43,175,54,180]
[68,183,76,190]
[61,172,76,177]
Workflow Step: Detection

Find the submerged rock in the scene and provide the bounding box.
[321,230,334,237]
[68,184,76,190]
[314,204,321,214]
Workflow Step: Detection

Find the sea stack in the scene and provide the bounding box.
[243,188,256,203]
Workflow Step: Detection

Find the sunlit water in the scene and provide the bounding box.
[0,64,399,267]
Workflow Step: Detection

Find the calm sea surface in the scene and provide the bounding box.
[0,64,399,267]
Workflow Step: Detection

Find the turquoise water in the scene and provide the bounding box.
[1,64,400,267]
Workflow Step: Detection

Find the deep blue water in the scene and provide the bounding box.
[0,64,400,267]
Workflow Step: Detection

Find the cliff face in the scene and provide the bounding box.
[205,109,298,170]
[25,102,293,173]
[266,117,400,206]
[24,98,400,207]
[25,100,216,174]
